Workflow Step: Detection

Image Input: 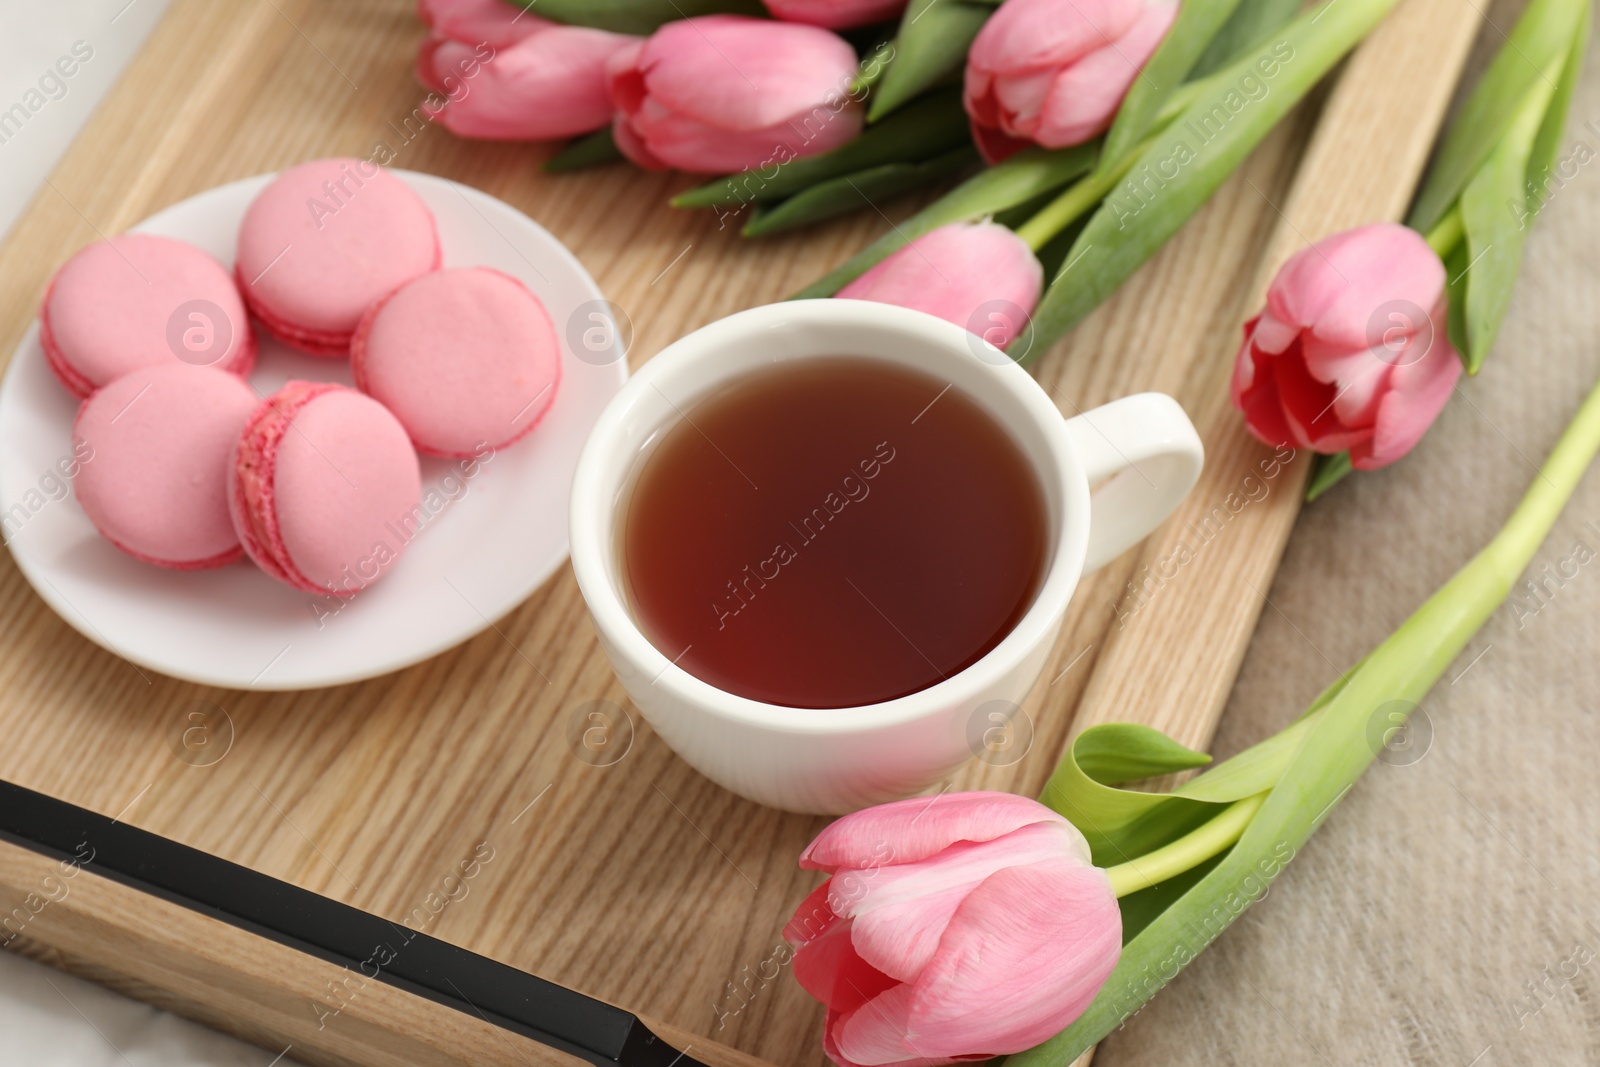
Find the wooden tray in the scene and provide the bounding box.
[0,2,1482,1065]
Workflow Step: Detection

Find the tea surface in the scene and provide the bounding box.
[623,357,1048,709]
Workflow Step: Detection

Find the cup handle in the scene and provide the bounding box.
[1063,393,1205,574]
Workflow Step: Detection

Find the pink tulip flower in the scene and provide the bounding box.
[1232,222,1462,471]
[837,222,1043,348]
[763,0,909,29]
[965,0,1177,162]
[416,0,636,140]
[786,792,1121,1067]
[606,16,864,173]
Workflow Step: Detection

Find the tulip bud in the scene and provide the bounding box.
[762,0,909,29]
[1231,222,1462,471]
[606,16,864,173]
[415,0,637,141]
[420,29,639,140]
[836,221,1043,347]
[965,0,1177,162]
[787,792,1122,1067]
[416,0,546,48]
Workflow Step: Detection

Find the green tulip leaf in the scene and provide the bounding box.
[1189,0,1304,79]
[1100,0,1247,172]
[1407,0,1585,233]
[672,87,969,210]
[542,127,622,173]
[1041,724,1219,868]
[869,0,992,123]
[1458,75,1559,373]
[1176,717,1312,802]
[1304,451,1353,501]
[516,0,766,33]
[1042,662,1356,876]
[742,146,978,237]
[1020,0,1401,359]
[1037,674,1368,998]
[1072,723,1213,784]
[790,143,1095,298]
[1528,0,1590,197]
[849,38,897,97]
[1115,853,1223,942]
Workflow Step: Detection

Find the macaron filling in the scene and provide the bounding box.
[234,275,381,359]
[230,381,344,593]
[39,290,97,399]
[231,381,422,597]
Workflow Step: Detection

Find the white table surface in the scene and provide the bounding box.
[0,2,296,1063]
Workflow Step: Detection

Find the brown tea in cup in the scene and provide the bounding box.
[622,357,1047,709]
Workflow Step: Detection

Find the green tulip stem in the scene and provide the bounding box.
[1104,792,1268,898]
[1492,372,1600,567]
[1015,150,1141,252]
[1424,205,1465,258]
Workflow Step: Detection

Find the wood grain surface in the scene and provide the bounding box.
[0,1,1481,1065]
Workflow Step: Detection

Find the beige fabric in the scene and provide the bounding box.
[1099,14,1600,1067]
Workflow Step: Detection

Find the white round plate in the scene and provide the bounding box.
[0,170,627,690]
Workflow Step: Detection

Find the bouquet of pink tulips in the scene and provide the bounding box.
[416,0,1580,425]
[410,0,1390,390]
[785,0,1407,344]
[413,0,1391,291]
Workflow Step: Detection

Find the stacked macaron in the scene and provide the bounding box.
[42,157,563,601]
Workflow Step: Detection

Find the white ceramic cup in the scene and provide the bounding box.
[570,300,1203,814]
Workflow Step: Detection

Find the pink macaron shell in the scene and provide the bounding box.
[231,383,422,596]
[235,158,441,357]
[41,234,257,400]
[350,267,561,458]
[73,364,260,568]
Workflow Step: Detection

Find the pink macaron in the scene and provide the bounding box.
[72,364,260,569]
[229,382,422,597]
[41,234,256,399]
[235,158,441,358]
[350,267,561,458]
